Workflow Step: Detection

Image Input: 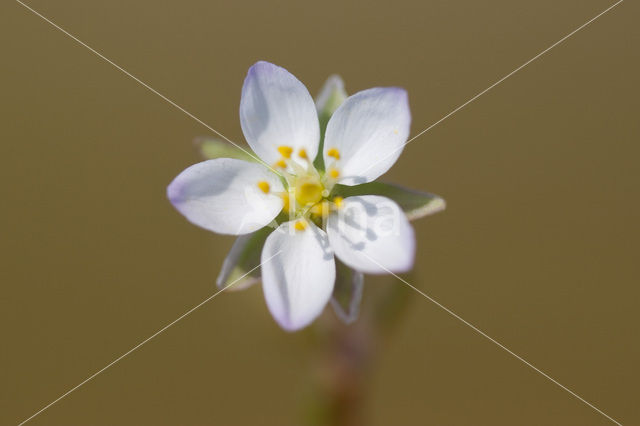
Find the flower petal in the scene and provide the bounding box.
[327,195,415,274]
[261,221,336,331]
[240,61,320,166]
[323,88,411,185]
[167,158,283,235]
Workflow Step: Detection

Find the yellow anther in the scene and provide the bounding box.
[310,201,330,218]
[328,168,340,179]
[281,192,291,213]
[298,148,308,159]
[274,159,287,169]
[332,196,344,208]
[257,181,270,194]
[393,129,399,135]
[277,145,293,159]
[295,176,323,206]
[294,220,308,231]
[327,147,340,160]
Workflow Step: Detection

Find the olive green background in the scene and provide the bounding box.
[2,0,638,424]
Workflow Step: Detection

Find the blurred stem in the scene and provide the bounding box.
[311,317,372,426]
[307,275,414,426]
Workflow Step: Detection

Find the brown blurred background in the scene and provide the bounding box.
[1,0,638,424]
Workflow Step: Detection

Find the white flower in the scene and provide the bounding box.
[168,61,430,331]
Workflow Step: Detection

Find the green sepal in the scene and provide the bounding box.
[330,259,364,324]
[314,75,348,171]
[332,181,446,221]
[216,226,273,291]
[195,137,257,162]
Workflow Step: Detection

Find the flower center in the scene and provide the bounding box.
[294,176,323,206]
[265,144,344,224]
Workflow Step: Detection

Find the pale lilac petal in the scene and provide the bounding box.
[261,221,335,331]
[327,195,415,274]
[323,88,411,185]
[167,158,283,235]
[240,61,320,166]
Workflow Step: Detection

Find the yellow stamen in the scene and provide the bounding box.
[294,220,308,231]
[310,201,330,218]
[298,148,308,159]
[257,181,270,194]
[332,196,344,208]
[328,168,340,179]
[327,147,340,160]
[295,176,323,206]
[277,145,293,159]
[274,159,287,169]
[281,192,290,213]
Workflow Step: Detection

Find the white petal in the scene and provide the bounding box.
[261,221,336,331]
[323,88,411,185]
[240,61,320,166]
[167,158,283,235]
[327,195,415,274]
